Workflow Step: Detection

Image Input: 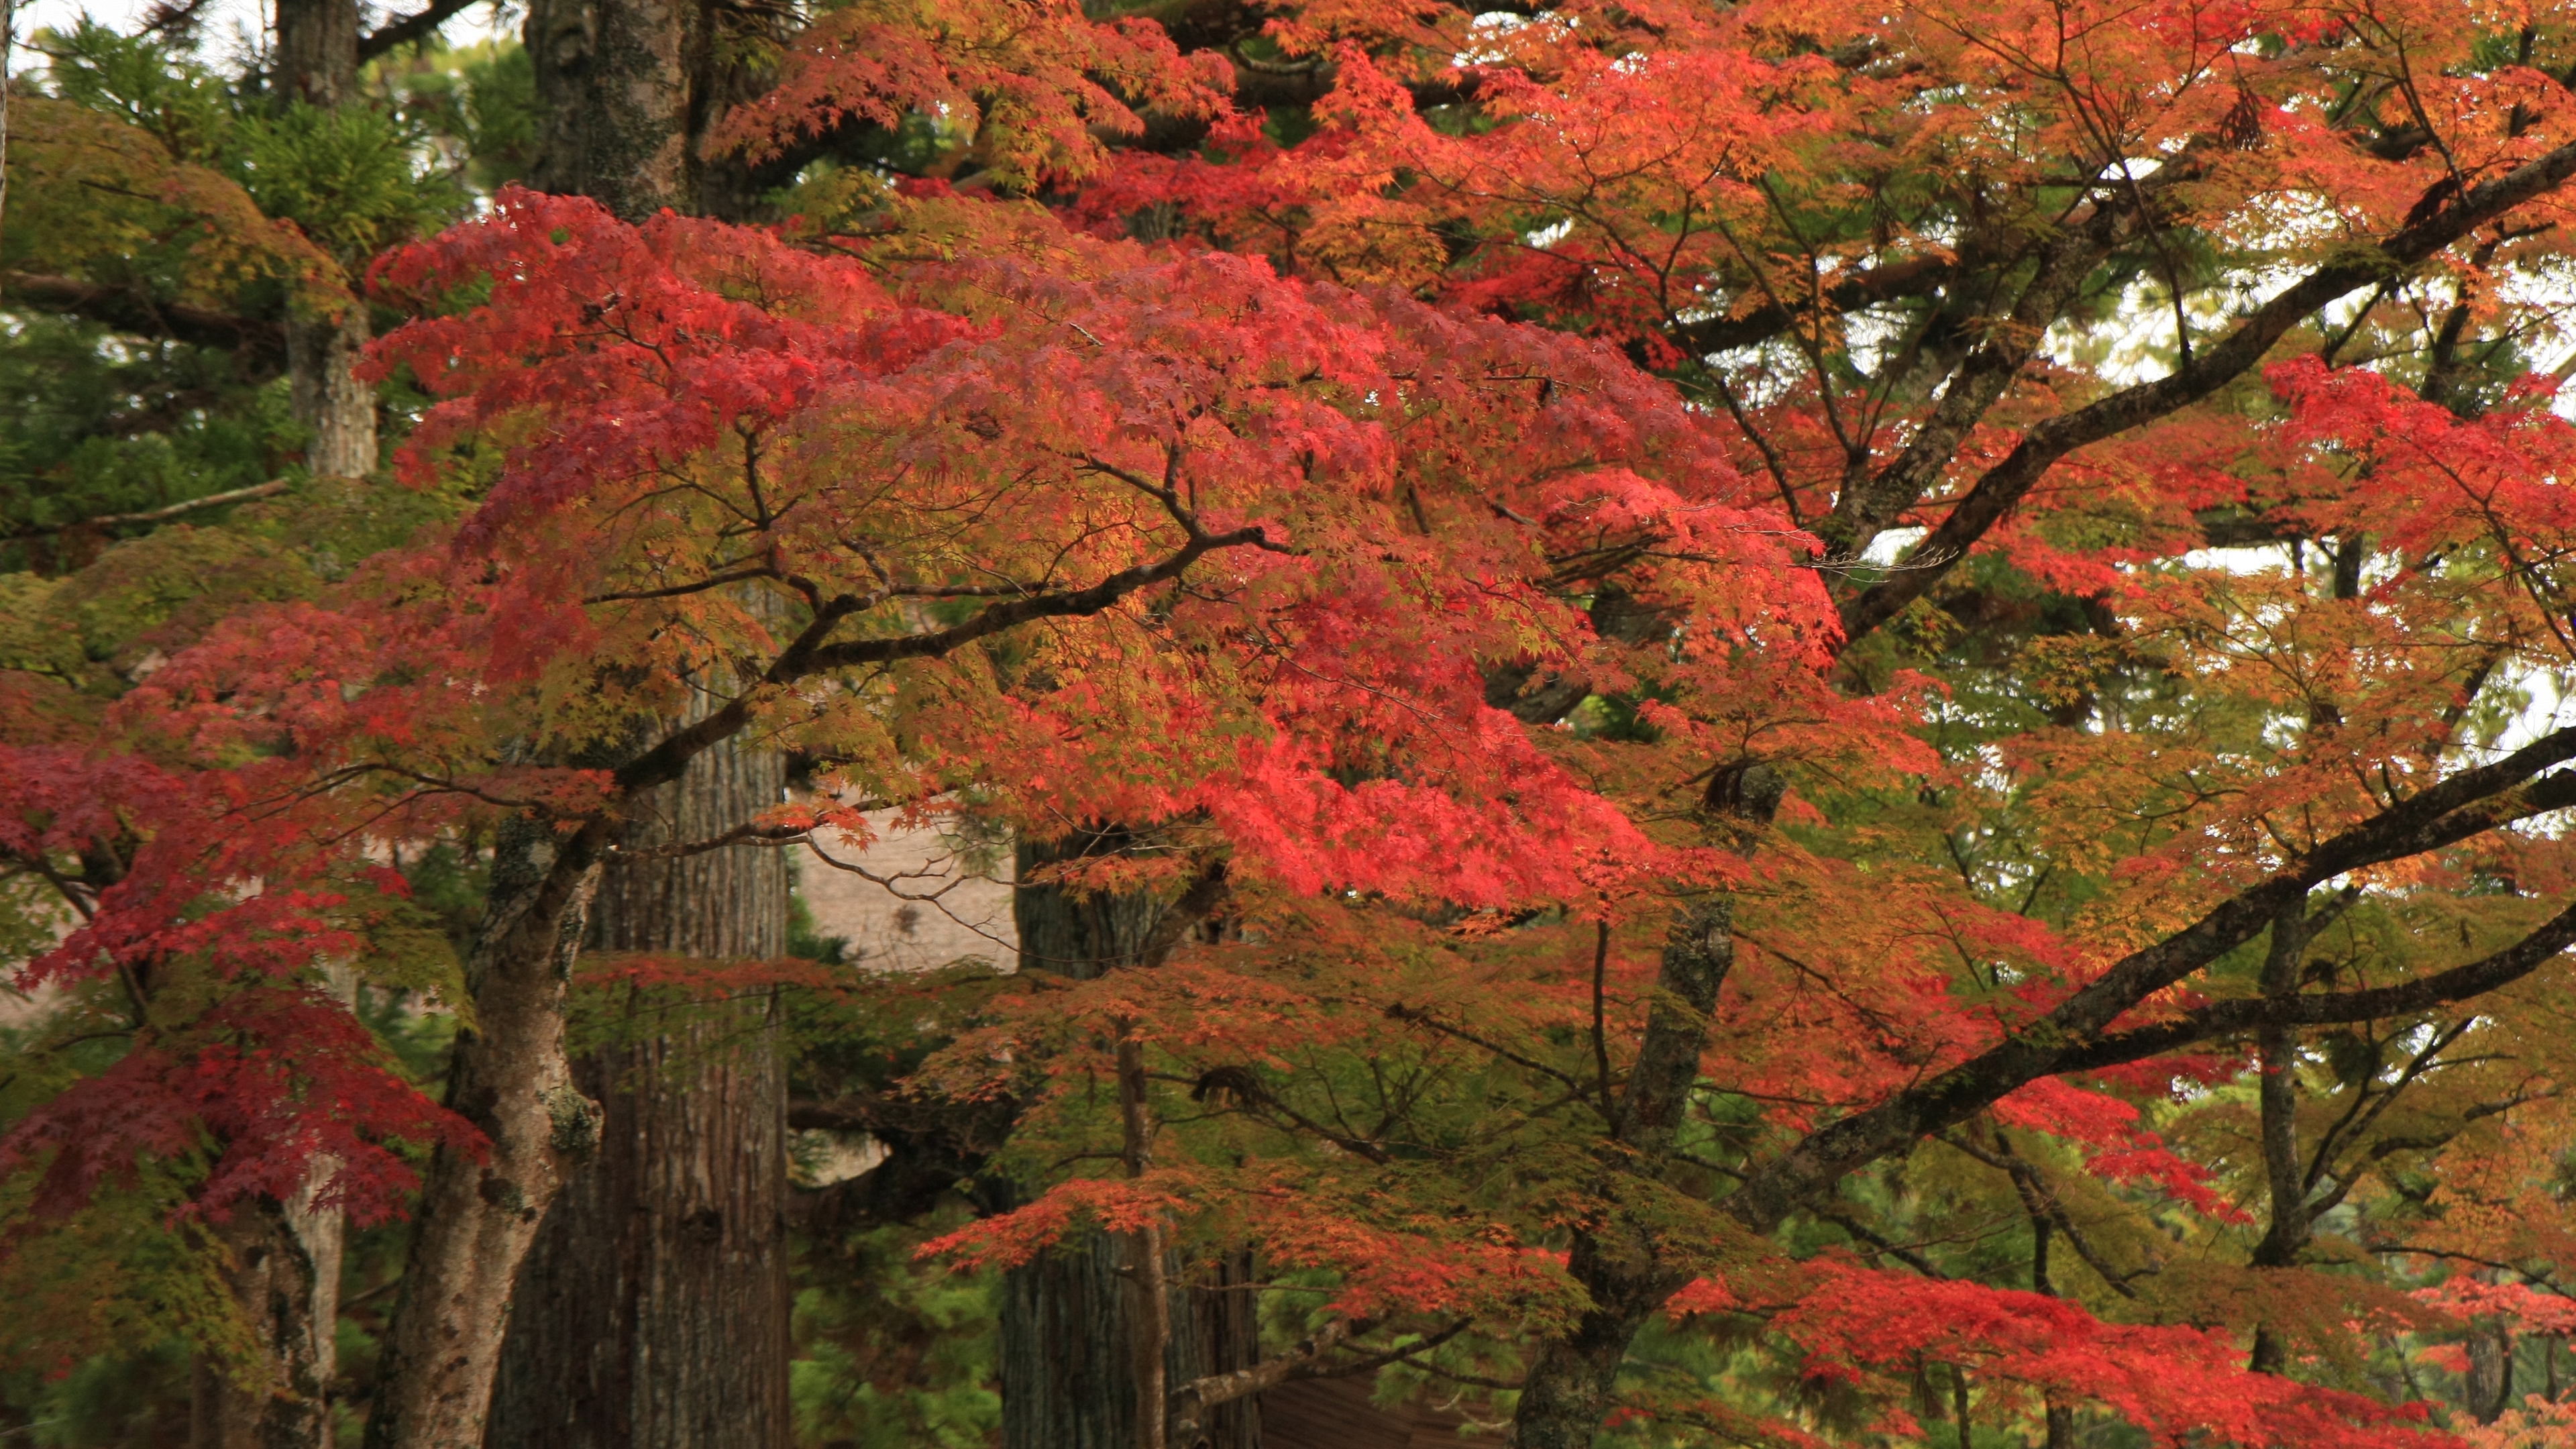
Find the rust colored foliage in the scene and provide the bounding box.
[16,0,2576,1442]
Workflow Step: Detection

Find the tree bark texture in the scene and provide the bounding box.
[1012,827,1206,981]
[998,1238,1260,1449]
[484,704,792,1449]
[521,0,788,223]
[190,1189,345,1449]
[2467,1321,2517,1424]
[273,0,357,105]
[272,0,376,480]
[476,9,793,1438]
[364,820,606,1449]
[1002,830,1257,1449]
[286,305,376,480]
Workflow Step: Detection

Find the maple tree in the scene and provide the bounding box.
[877,0,2576,1442]
[14,0,2576,1446]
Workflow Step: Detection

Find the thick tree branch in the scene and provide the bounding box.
[1168,1316,1367,1434]
[1,271,286,368]
[1169,1316,1472,1444]
[1838,134,2576,643]
[787,1091,1021,1232]
[356,0,478,59]
[1725,733,2576,1229]
[2053,903,2576,1074]
[607,526,1266,797]
[1671,254,1961,358]
[797,525,1271,674]
[1823,187,2151,557]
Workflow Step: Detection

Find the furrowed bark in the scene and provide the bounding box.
[273,0,356,103]
[476,5,791,1430]
[285,304,376,480]
[2469,1315,2517,1422]
[1120,1028,1171,1449]
[273,0,376,480]
[1001,833,1255,1449]
[521,0,790,223]
[523,0,690,223]
[997,1230,1258,1449]
[1511,765,1783,1449]
[484,689,792,1449]
[366,525,1264,1448]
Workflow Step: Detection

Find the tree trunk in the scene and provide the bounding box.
[521,0,789,224]
[1000,1232,1142,1449]
[1186,1251,1262,1449]
[2249,898,2311,1377]
[1001,830,1257,1449]
[1511,767,1782,1449]
[272,0,375,480]
[2469,1321,2516,1424]
[274,0,357,105]
[286,305,375,480]
[191,1189,345,1449]
[999,1234,1260,1449]
[209,6,365,1424]
[478,7,795,1440]
[484,708,792,1449]
[195,970,358,1449]
[363,820,607,1449]
[523,0,689,220]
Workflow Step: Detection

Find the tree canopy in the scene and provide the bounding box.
[12,0,2576,1446]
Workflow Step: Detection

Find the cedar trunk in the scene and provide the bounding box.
[479,7,796,1443]
[483,713,792,1449]
[521,0,790,225]
[273,0,375,482]
[285,306,375,480]
[1000,1239,1260,1449]
[1002,832,1258,1449]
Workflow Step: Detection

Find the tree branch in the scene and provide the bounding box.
[356,0,478,60]
[796,525,1271,675]
[2054,904,2576,1075]
[1726,734,2576,1230]
[1169,1316,1370,1435]
[1,271,286,368]
[1839,134,2576,643]
[5,478,288,540]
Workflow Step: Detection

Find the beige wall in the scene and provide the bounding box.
[793,806,1016,973]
